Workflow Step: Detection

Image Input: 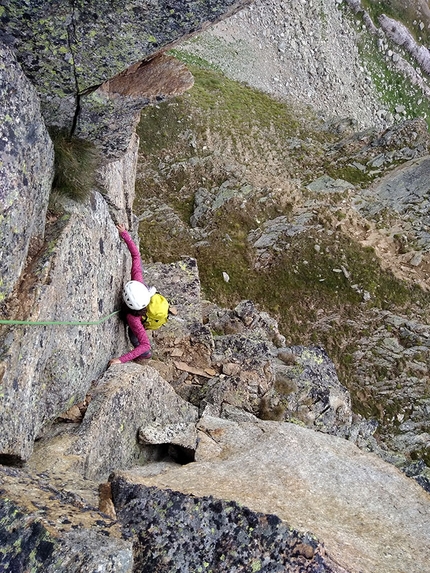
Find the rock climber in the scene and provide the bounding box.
[108,224,155,365]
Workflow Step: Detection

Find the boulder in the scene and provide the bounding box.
[27,363,198,486]
[71,363,198,481]
[0,465,133,573]
[114,418,430,573]
[0,43,54,301]
[110,472,347,573]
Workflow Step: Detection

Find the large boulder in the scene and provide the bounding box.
[110,474,347,573]
[0,43,54,301]
[71,363,198,481]
[114,418,430,573]
[26,363,198,495]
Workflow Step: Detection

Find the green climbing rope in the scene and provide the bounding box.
[0,310,120,327]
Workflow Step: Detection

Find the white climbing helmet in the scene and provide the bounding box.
[123,281,155,310]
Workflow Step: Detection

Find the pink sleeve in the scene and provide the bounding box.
[120,230,145,284]
[118,314,151,363]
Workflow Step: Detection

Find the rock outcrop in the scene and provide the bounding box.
[26,362,199,503]
[0,136,139,464]
[114,418,430,573]
[0,465,133,573]
[111,474,347,573]
[0,44,54,302]
[74,53,195,159]
[0,0,251,155]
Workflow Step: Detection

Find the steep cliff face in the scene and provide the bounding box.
[1,1,430,571]
[0,45,54,302]
[1,0,254,463]
[0,137,137,463]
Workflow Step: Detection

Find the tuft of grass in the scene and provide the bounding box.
[49,129,100,202]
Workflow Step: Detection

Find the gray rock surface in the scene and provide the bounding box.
[0,44,54,301]
[355,155,430,252]
[203,301,352,436]
[0,0,251,135]
[116,419,430,573]
[0,465,133,573]
[351,309,430,479]
[110,471,348,573]
[0,136,139,464]
[71,363,198,481]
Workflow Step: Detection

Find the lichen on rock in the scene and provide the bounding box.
[0,44,54,301]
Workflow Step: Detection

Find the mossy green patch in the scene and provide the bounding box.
[344,4,430,128]
[361,0,430,45]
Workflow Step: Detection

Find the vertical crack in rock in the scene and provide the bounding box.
[68,0,81,137]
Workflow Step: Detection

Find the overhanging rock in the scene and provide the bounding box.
[0,0,252,131]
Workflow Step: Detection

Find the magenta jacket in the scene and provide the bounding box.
[118,230,151,363]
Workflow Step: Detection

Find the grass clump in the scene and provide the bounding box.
[50,129,100,202]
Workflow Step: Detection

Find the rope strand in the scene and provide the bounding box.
[0,310,120,327]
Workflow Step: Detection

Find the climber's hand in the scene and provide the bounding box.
[109,358,121,366]
[116,224,126,234]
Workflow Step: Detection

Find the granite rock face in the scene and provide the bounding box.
[0,465,133,573]
[71,363,198,481]
[0,136,139,464]
[116,419,430,573]
[110,475,347,573]
[0,44,54,301]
